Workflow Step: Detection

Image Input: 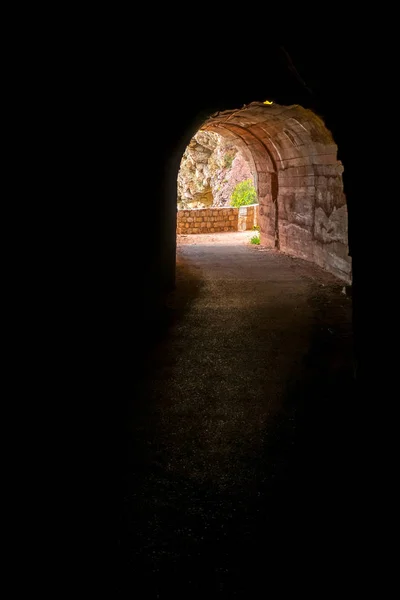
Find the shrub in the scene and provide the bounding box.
[230,179,257,207]
[250,233,260,245]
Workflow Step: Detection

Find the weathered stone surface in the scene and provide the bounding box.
[279,222,314,261]
[178,131,254,209]
[184,189,213,209]
[313,241,351,281]
[314,206,348,245]
[281,156,313,168]
[316,178,346,212]
[260,232,275,248]
[312,153,338,165]
[279,190,314,229]
[284,165,315,177]
[258,204,275,240]
[185,102,352,281]
[279,175,315,188]
[314,164,344,177]
[177,206,258,235]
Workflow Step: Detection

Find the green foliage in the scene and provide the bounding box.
[230,179,257,207]
[250,233,260,245]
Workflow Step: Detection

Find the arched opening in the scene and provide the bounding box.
[177,101,351,283]
[131,97,355,597]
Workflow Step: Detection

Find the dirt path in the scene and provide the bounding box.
[177,231,257,245]
[121,233,354,597]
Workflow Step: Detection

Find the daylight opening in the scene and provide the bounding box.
[177,101,351,283]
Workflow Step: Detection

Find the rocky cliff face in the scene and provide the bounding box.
[177,131,253,209]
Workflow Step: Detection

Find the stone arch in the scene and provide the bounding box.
[197,102,351,282]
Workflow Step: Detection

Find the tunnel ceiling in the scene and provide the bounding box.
[200,102,351,283]
[202,102,338,174]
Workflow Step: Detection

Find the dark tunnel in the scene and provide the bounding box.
[59,33,394,597]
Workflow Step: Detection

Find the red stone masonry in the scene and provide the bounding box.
[177,205,259,234]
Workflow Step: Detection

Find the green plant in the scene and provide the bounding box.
[250,233,260,245]
[230,178,257,207]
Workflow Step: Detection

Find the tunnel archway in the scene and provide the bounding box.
[182,101,351,283]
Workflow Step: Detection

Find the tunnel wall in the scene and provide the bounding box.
[278,160,350,280]
[276,113,351,281]
[202,104,352,283]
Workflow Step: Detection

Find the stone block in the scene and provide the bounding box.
[314,164,343,177]
[282,156,312,168]
[279,221,314,261]
[260,232,275,247]
[314,205,348,244]
[313,241,352,282]
[312,153,337,166]
[295,165,315,176]
[279,175,315,187]
[258,171,269,185]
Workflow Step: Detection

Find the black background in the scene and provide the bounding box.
[34,16,398,594]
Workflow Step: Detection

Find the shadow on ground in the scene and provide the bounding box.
[116,245,357,597]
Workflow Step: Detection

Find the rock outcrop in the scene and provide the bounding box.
[177,131,253,209]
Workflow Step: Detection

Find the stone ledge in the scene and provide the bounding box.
[177,205,259,234]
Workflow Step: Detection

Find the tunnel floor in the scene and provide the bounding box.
[120,236,355,597]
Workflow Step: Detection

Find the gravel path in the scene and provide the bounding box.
[120,234,354,597]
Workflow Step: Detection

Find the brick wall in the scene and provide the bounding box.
[177,205,259,234]
[238,204,258,231]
